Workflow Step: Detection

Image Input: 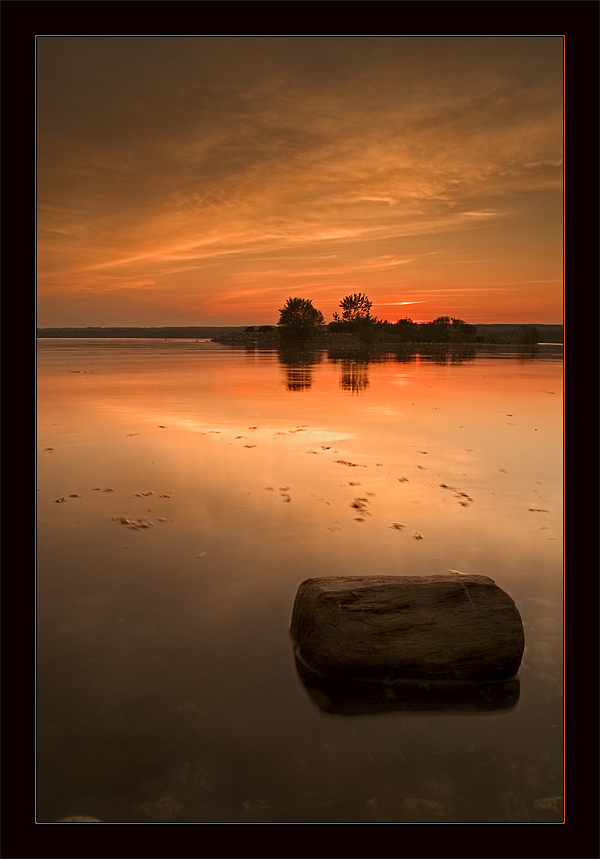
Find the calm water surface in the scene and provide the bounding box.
[36,339,563,823]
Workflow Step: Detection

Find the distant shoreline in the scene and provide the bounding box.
[36,323,564,346]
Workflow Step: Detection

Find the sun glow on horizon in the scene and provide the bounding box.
[36,36,563,327]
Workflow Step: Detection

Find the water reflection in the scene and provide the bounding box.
[279,346,481,394]
[294,654,520,716]
[326,348,479,392]
[338,359,370,395]
[516,346,540,363]
[402,346,477,365]
[331,345,478,365]
[36,339,563,823]
[277,346,323,391]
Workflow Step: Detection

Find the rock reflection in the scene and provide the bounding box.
[294,653,520,716]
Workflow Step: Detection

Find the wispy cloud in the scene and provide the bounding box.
[36,36,564,326]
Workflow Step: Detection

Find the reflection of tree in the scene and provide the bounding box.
[277,346,323,392]
[449,346,476,364]
[285,365,313,391]
[327,345,478,369]
[516,345,540,362]
[390,347,418,364]
[418,345,477,365]
[339,359,370,395]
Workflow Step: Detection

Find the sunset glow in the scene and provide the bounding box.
[36,36,564,327]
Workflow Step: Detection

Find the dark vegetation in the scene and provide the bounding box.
[277,297,325,339]
[270,294,562,345]
[470,324,563,344]
[328,315,478,344]
[333,292,373,322]
[37,301,562,346]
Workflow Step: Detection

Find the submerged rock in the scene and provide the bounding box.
[398,797,456,822]
[499,789,530,821]
[139,796,184,821]
[57,816,102,822]
[532,795,564,822]
[290,575,524,683]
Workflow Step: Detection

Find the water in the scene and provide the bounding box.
[36,338,563,823]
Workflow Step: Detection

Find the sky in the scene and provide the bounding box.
[36,36,564,328]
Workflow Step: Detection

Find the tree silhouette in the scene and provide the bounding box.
[517,325,540,345]
[420,316,476,343]
[395,317,418,341]
[278,297,325,339]
[337,292,373,322]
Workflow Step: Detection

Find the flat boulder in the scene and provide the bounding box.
[290,575,524,683]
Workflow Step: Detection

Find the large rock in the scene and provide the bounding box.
[290,575,524,683]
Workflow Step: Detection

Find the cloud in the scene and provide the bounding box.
[36,36,564,325]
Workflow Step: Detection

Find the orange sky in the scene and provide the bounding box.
[36,36,563,327]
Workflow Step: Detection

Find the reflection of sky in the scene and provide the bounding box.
[36,342,563,822]
[38,343,563,599]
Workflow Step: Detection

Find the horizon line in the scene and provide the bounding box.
[36,321,564,329]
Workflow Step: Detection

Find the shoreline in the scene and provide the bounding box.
[210,331,563,351]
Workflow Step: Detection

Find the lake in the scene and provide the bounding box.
[36,338,563,823]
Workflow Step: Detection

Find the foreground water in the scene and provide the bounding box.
[36,338,563,823]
